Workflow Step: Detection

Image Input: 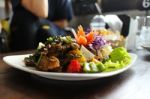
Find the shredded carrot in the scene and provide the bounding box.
[86,31,95,45]
[77,35,87,45]
[77,25,85,36]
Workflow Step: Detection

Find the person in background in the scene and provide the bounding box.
[5,0,73,51]
[0,23,1,33]
[0,22,2,52]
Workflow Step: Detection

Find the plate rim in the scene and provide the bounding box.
[141,43,150,47]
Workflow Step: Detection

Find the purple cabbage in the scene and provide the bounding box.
[92,36,106,50]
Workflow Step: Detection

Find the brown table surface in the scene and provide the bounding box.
[0,49,150,99]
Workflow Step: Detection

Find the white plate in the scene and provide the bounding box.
[3,53,137,81]
[142,43,150,52]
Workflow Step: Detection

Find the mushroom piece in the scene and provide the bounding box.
[38,55,60,71]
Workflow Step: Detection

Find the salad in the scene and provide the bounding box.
[24,26,131,73]
[96,28,126,48]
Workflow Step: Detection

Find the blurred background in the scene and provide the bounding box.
[0,0,150,52]
[0,0,149,28]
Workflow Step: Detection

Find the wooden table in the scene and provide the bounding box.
[0,50,150,99]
